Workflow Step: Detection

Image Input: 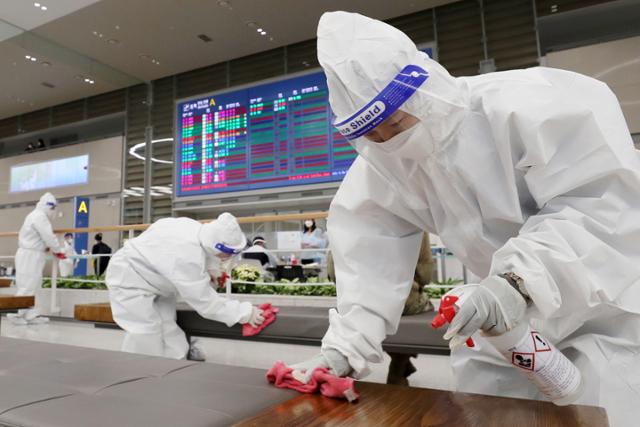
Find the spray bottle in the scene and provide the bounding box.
[432,286,584,406]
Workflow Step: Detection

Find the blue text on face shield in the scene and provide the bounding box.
[334,65,429,141]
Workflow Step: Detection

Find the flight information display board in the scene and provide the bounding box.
[175,72,357,197]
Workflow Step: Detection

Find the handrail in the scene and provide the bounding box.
[0,211,329,238]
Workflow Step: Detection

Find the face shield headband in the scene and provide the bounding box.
[333,64,429,141]
[215,243,243,255]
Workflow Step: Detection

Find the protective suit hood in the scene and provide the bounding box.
[36,192,57,219]
[198,212,246,257]
[317,11,467,164]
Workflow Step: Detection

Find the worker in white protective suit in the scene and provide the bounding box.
[290,12,640,427]
[105,213,265,359]
[58,233,77,278]
[8,192,66,325]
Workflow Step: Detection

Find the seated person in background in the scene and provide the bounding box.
[300,219,328,264]
[327,232,433,385]
[105,213,265,359]
[59,233,78,278]
[244,236,278,267]
[92,233,112,277]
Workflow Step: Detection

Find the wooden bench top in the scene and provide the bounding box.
[74,302,114,324]
[0,296,35,309]
[0,279,12,288]
[234,382,608,427]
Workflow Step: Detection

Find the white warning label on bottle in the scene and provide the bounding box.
[502,329,581,402]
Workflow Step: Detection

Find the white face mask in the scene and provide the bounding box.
[369,121,434,160]
[304,221,314,228]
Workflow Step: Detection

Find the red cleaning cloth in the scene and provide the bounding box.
[266,360,359,402]
[242,303,279,336]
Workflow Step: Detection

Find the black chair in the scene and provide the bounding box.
[242,252,270,266]
[276,265,304,281]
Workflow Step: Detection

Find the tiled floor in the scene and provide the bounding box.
[0,316,454,391]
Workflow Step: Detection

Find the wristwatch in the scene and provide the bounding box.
[499,272,532,306]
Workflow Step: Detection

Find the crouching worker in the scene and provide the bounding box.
[106,213,265,359]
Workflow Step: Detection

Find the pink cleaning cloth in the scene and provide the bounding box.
[242,303,279,336]
[266,360,359,402]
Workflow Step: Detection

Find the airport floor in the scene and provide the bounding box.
[0,317,454,390]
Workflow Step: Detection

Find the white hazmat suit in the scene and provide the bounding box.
[10,193,61,324]
[58,237,77,278]
[106,213,256,359]
[317,12,640,426]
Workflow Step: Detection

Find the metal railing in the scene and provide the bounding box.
[0,211,467,312]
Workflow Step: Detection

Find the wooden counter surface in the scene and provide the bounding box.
[74,302,114,323]
[0,296,35,309]
[233,382,608,427]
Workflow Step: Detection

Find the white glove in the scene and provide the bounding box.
[290,349,351,383]
[246,306,265,328]
[444,276,527,350]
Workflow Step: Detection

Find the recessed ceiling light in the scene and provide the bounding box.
[257,28,262,32]
[41,61,51,67]
[25,55,31,59]
[41,6,47,10]
[34,2,40,7]
[245,21,257,28]
[107,38,120,45]
[115,25,120,30]
[260,31,267,36]
[31,57,37,61]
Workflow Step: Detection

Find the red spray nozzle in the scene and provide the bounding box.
[431,294,475,348]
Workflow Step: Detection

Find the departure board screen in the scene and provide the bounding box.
[175,72,357,197]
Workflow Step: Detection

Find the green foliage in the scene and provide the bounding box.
[231,264,261,282]
[424,278,464,299]
[42,276,107,290]
[231,283,336,297]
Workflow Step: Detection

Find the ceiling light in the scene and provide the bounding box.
[25,55,31,59]
[107,38,120,45]
[257,28,262,32]
[41,61,51,67]
[245,21,257,28]
[34,2,40,7]
[260,31,267,36]
[41,6,47,10]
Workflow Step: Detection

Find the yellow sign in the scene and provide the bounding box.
[210,98,216,106]
[77,201,88,214]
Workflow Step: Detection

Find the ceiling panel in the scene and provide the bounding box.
[0,0,458,120]
[0,0,99,31]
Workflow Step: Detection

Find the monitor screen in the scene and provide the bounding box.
[10,154,89,193]
[175,71,358,197]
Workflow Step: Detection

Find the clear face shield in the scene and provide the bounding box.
[333,64,428,147]
[46,201,57,219]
